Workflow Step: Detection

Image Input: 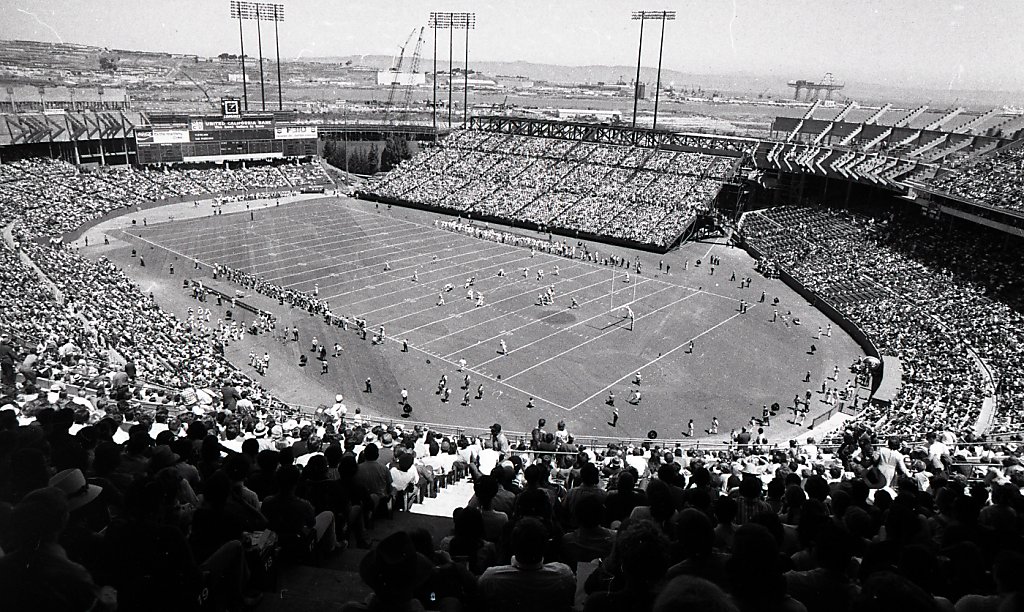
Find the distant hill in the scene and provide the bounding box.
[1,37,1019,109]
[314,54,1022,108]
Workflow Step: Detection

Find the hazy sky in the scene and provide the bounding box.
[2,0,1021,91]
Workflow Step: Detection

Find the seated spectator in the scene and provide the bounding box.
[343,530,437,612]
[0,487,108,612]
[260,465,338,558]
[472,474,509,544]
[478,516,576,612]
[559,496,615,571]
[440,506,498,576]
[583,519,670,612]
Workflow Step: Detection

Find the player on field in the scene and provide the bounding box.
[499,339,508,355]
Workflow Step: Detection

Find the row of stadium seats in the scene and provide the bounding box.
[0,157,329,411]
[740,205,1024,437]
[930,143,1024,213]
[367,129,734,247]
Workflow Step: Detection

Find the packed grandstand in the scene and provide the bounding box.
[365,129,736,248]
[2,117,1024,612]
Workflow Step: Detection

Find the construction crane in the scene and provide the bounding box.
[382,28,417,123]
[398,27,426,124]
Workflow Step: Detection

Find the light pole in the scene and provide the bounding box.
[229,2,286,112]
[268,3,285,111]
[630,10,675,132]
[428,13,452,132]
[451,13,476,128]
[229,0,253,110]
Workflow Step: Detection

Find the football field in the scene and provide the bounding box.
[125,197,863,440]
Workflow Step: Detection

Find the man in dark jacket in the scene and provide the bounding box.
[0,333,19,388]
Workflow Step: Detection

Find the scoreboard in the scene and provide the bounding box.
[135,106,318,164]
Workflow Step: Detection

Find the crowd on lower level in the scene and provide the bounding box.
[2,378,1023,612]
[741,205,1024,437]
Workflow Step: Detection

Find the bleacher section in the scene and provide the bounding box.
[740,205,1024,436]
[771,103,1017,167]
[365,129,734,248]
[929,140,1024,214]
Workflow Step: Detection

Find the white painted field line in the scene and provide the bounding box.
[375,324,573,412]
[316,244,518,303]
[568,309,748,411]
[145,203,392,253]
[355,257,591,318]
[195,221,429,270]
[436,276,661,355]
[501,289,702,382]
[469,283,680,372]
[381,264,613,336]
[256,229,480,283]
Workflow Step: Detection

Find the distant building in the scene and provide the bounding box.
[442,75,498,88]
[377,70,426,86]
[227,73,255,83]
[0,85,131,112]
[556,108,622,122]
[496,76,534,90]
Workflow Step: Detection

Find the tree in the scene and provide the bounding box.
[380,135,411,173]
[99,56,119,72]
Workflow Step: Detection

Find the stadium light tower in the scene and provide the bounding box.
[229,0,253,110]
[428,12,452,132]
[631,10,676,132]
[265,3,286,111]
[230,1,285,112]
[452,12,476,128]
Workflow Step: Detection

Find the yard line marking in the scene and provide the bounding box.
[354,258,592,317]
[188,221,432,270]
[264,232,498,286]
[468,283,681,371]
[380,264,614,335]
[435,276,661,354]
[568,308,748,410]
[371,322,573,412]
[315,244,520,302]
[369,253,587,326]
[501,289,702,382]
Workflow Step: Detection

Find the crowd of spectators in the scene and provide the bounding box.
[367,129,736,247]
[4,151,1024,611]
[931,145,1024,213]
[6,369,1024,612]
[740,205,1024,437]
[0,157,340,426]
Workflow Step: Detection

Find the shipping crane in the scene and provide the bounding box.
[398,27,426,123]
[382,28,417,123]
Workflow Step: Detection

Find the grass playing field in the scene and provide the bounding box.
[118,196,864,442]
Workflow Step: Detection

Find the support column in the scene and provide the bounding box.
[238,14,248,111]
[432,25,437,133]
[448,27,453,128]
[652,14,667,132]
[632,17,645,131]
[463,26,469,127]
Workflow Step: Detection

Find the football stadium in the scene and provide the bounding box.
[1,3,1023,612]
